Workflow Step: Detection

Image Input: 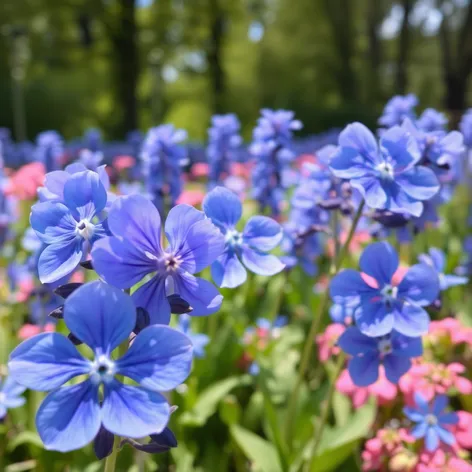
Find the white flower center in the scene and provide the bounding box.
[76,219,95,240]
[225,229,242,247]
[381,284,398,302]
[164,253,183,272]
[90,355,116,384]
[425,414,438,426]
[376,161,395,179]
[377,338,393,355]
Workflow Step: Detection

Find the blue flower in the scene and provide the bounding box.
[338,327,422,386]
[31,170,111,284]
[459,109,472,148]
[92,194,224,324]
[329,296,359,324]
[378,94,418,128]
[404,393,458,452]
[35,131,64,172]
[418,248,468,291]
[203,187,284,288]
[141,124,188,212]
[330,242,439,337]
[207,114,242,187]
[177,314,210,358]
[0,376,26,420]
[330,122,440,217]
[8,281,193,452]
[416,108,448,132]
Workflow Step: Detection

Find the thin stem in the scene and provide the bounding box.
[304,354,345,471]
[284,202,365,445]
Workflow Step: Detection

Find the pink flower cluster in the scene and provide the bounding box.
[316,323,345,362]
[427,318,472,346]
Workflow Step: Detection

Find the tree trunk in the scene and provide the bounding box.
[112,0,139,136]
[396,0,413,94]
[207,0,225,114]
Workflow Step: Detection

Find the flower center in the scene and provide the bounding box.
[90,355,116,384]
[381,284,398,303]
[425,414,438,426]
[225,229,242,247]
[164,254,183,272]
[76,219,95,240]
[376,161,395,179]
[377,338,393,355]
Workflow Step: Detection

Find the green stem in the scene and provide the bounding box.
[284,202,365,445]
[304,354,345,471]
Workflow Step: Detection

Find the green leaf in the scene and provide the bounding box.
[180,375,251,426]
[307,440,359,472]
[332,391,351,427]
[7,432,43,452]
[230,424,283,472]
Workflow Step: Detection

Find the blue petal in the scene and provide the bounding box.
[202,186,242,230]
[414,392,430,414]
[243,216,283,251]
[172,272,222,316]
[174,219,225,274]
[438,412,459,425]
[330,269,373,299]
[165,204,205,251]
[211,251,247,288]
[8,333,89,391]
[347,352,380,386]
[359,242,398,286]
[1,376,26,398]
[424,427,439,451]
[403,408,424,423]
[30,202,77,244]
[241,246,285,276]
[36,381,100,452]
[132,276,171,325]
[441,274,468,290]
[355,301,394,337]
[63,170,107,220]
[64,281,136,355]
[102,381,170,438]
[337,327,377,356]
[391,332,423,357]
[107,195,162,254]
[380,125,421,169]
[432,395,448,416]
[411,421,428,439]
[383,354,411,383]
[436,426,455,446]
[41,171,70,200]
[330,148,371,179]
[395,166,440,201]
[351,176,388,210]
[38,239,83,284]
[92,236,156,289]
[398,264,440,306]
[190,333,210,358]
[116,325,192,391]
[392,304,430,337]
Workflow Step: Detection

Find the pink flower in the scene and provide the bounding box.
[18,323,55,340]
[295,153,316,169]
[427,318,472,346]
[113,155,135,171]
[70,270,85,284]
[190,163,209,178]
[230,162,253,180]
[400,362,472,404]
[453,412,472,450]
[336,367,397,408]
[4,162,45,200]
[416,448,472,472]
[316,323,345,362]
[177,189,205,207]
[15,278,35,303]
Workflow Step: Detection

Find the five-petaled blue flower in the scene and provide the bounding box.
[203,187,285,288]
[418,247,468,291]
[404,393,458,452]
[330,242,439,337]
[92,194,225,324]
[8,281,193,452]
[330,122,440,217]
[31,170,111,284]
[0,375,26,419]
[338,326,422,386]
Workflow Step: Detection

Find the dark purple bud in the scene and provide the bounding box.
[340,202,353,215]
[68,332,83,346]
[167,294,193,314]
[372,211,409,228]
[150,427,178,448]
[93,426,114,460]
[54,283,83,299]
[120,427,177,454]
[80,260,94,270]
[48,306,64,319]
[318,198,342,210]
[134,307,150,334]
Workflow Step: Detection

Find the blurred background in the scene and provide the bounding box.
[0,0,471,142]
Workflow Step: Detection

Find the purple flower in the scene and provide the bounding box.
[31,170,111,283]
[35,131,64,172]
[8,281,193,452]
[330,122,440,217]
[404,393,458,452]
[338,327,422,386]
[378,94,418,128]
[0,376,26,419]
[92,194,224,324]
[416,108,448,132]
[459,108,472,148]
[203,187,284,288]
[330,242,439,337]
